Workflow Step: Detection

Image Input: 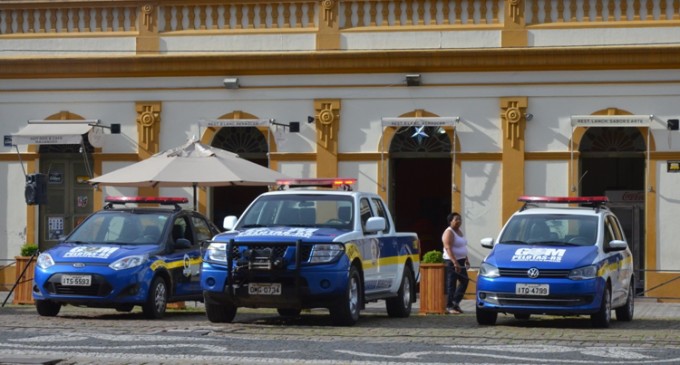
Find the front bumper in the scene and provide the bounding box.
[33,264,152,305]
[476,276,606,315]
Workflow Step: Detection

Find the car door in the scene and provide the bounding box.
[371,197,398,288]
[607,214,631,303]
[167,214,201,298]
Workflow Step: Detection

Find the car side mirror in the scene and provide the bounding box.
[365,217,386,233]
[481,237,495,249]
[606,239,627,252]
[223,216,238,230]
[174,238,192,250]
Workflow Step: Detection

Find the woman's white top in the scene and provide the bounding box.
[442,226,468,261]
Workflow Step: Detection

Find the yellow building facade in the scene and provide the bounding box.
[1,0,680,300]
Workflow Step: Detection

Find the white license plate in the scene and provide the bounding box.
[516,283,549,296]
[61,274,92,286]
[248,283,281,296]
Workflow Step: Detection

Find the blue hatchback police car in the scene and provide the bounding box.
[33,196,220,319]
[476,196,635,328]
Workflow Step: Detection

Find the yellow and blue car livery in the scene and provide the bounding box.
[201,180,420,326]
[476,196,635,328]
[33,196,221,319]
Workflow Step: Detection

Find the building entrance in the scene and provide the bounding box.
[389,126,452,257]
[38,145,94,251]
[210,127,269,227]
[579,126,646,290]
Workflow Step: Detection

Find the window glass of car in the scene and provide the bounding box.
[68,211,172,245]
[192,215,214,242]
[498,214,598,246]
[606,215,624,241]
[371,197,390,233]
[360,198,373,231]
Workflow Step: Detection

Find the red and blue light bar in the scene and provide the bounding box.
[105,196,189,205]
[518,196,608,204]
[276,178,357,190]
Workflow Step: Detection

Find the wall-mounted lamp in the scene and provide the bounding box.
[270,120,300,133]
[223,77,239,89]
[525,113,534,122]
[307,116,316,124]
[405,74,421,87]
[668,119,679,131]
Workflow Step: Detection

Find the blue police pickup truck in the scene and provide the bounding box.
[201,178,420,326]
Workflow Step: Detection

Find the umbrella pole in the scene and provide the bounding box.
[193,183,197,211]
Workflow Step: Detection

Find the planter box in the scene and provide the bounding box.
[419,263,446,314]
[13,256,36,305]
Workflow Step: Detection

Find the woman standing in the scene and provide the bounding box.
[442,212,470,314]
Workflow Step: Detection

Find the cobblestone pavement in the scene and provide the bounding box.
[2,293,680,365]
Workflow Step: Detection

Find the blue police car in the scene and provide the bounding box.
[476,196,635,328]
[33,196,220,319]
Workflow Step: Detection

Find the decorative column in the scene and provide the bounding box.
[137,3,159,53]
[136,102,161,197]
[313,99,341,177]
[502,0,527,47]
[317,0,340,50]
[500,97,527,222]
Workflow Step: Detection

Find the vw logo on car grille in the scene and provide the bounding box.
[72,263,85,268]
[527,268,540,278]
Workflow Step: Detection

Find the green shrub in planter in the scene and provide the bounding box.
[422,250,443,264]
[20,243,39,257]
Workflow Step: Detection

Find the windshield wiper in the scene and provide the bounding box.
[241,224,266,228]
[499,240,528,245]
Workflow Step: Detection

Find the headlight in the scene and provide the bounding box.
[569,265,598,280]
[206,242,227,262]
[310,244,344,263]
[109,255,147,270]
[479,262,500,278]
[37,253,54,269]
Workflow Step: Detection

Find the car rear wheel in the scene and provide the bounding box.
[476,307,498,325]
[277,308,302,317]
[330,265,361,326]
[591,285,611,328]
[35,299,61,317]
[205,302,237,323]
[615,280,635,322]
[386,265,414,318]
[142,277,168,319]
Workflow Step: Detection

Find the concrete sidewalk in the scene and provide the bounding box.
[3,290,680,319]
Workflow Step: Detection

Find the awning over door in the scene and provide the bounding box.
[9,120,98,145]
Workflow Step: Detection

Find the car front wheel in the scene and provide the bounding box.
[591,285,611,328]
[205,302,237,323]
[142,277,168,319]
[330,265,361,326]
[36,299,61,317]
[476,307,498,325]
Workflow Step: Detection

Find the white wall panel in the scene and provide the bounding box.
[461,161,501,266]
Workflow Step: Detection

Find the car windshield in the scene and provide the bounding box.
[498,214,598,246]
[65,211,171,245]
[237,194,354,230]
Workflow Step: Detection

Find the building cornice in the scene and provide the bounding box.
[2,46,680,79]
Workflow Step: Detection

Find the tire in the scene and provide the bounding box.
[330,265,361,326]
[35,299,61,317]
[142,277,168,319]
[277,308,302,317]
[386,265,414,318]
[115,304,135,312]
[205,302,237,323]
[591,285,611,328]
[514,313,531,320]
[476,307,498,325]
[615,280,635,322]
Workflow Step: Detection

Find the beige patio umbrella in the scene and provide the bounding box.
[89,137,289,209]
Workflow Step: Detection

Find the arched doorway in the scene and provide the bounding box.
[38,138,95,251]
[210,127,270,227]
[579,126,646,291]
[389,126,452,257]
